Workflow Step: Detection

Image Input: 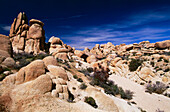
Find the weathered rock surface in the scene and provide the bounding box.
[9,12,45,55]
[155,40,170,49]
[0,34,12,57]
[47,65,68,80]
[16,60,46,84]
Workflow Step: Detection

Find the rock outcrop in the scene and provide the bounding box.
[48,36,74,61]
[155,40,170,49]
[9,12,45,55]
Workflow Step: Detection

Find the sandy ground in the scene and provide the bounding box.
[109,75,170,112]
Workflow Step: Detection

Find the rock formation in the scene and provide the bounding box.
[0,12,170,112]
[48,36,74,61]
[9,12,45,55]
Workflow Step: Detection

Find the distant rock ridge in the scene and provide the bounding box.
[9,12,45,55]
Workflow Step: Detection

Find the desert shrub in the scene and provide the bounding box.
[150,61,155,67]
[163,59,169,63]
[156,68,162,72]
[104,83,119,96]
[158,57,163,62]
[87,67,93,73]
[77,78,83,82]
[154,66,159,69]
[129,58,143,71]
[2,67,11,72]
[119,87,134,100]
[90,79,134,100]
[164,68,170,72]
[80,83,87,89]
[84,97,98,108]
[89,78,100,86]
[93,66,109,83]
[156,108,164,112]
[164,93,170,98]
[78,68,90,76]
[78,67,93,76]
[138,107,147,112]
[0,73,6,81]
[145,81,167,94]
[73,75,78,79]
[132,52,136,56]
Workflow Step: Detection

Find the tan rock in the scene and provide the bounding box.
[1,57,15,68]
[14,12,22,32]
[27,23,44,39]
[85,87,119,112]
[155,40,170,49]
[43,56,58,67]
[0,34,12,57]
[11,75,52,102]
[74,50,84,57]
[9,18,16,37]
[56,84,63,93]
[29,19,44,27]
[86,55,97,63]
[51,37,63,45]
[21,30,27,37]
[54,52,69,61]
[139,67,155,81]
[47,65,68,80]
[16,60,46,84]
[162,77,168,82]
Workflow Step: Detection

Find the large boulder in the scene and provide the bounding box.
[138,67,155,82]
[1,57,15,68]
[155,40,170,49]
[47,65,68,80]
[16,60,46,84]
[11,75,52,103]
[0,34,12,57]
[86,55,97,63]
[27,19,45,39]
[43,56,58,67]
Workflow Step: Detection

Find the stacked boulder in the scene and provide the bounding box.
[9,12,45,55]
[49,36,74,61]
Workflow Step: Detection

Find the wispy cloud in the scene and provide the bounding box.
[1,25,11,32]
[61,9,170,50]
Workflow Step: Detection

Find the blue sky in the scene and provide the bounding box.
[0,0,170,50]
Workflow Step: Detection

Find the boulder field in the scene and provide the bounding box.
[0,12,170,112]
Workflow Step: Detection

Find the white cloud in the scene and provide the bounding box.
[61,9,170,50]
[1,25,11,31]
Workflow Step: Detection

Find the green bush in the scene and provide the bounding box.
[164,68,170,72]
[145,81,167,94]
[80,83,87,89]
[73,75,78,79]
[78,67,93,76]
[93,66,109,83]
[0,73,6,81]
[164,59,169,63]
[77,78,83,82]
[158,57,163,62]
[129,58,143,71]
[150,61,154,67]
[84,97,98,108]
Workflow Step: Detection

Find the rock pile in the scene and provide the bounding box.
[49,36,74,61]
[9,12,45,55]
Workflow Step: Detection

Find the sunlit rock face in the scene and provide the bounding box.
[9,12,45,55]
